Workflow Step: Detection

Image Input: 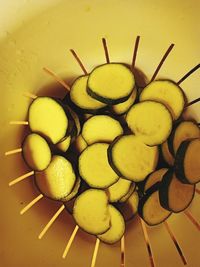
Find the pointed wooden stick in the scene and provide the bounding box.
[5,148,22,156]
[121,235,125,267]
[131,35,140,70]
[177,63,200,85]
[91,238,100,267]
[10,121,29,125]
[43,67,70,92]
[102,38,110,63]
[150,43,175,82]
[140,218,155,267]
[70,49,88,75]
[38,204,65,239]
[163,221,187,265]
[195,188,200,195]
[186,97,200,108]
[23,92,37,99]
[20,194,43,215]
[184,210,200,231]
[9,170,34,186]
[62,225,79,259]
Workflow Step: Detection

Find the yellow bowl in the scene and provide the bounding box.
[0,1,199,266]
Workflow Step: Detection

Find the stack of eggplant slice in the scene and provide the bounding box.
[21,63,200,244]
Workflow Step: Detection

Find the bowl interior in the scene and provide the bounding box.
[0,1,199,266]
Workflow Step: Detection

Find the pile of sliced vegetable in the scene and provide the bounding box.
[22,63,200,244]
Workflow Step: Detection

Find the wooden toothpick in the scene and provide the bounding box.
[62,225,79,259]
[5,148,22,156]
[20,194,43,215]
[10,121,29,125]
[38,204,65,239]
[102,38,110,63]
[9,171,34,186]
[70,49,88,75]
[91,238,100,267]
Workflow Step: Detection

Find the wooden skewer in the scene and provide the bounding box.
[184,210,200,231]
[10,121,29,125]
[102,38,110,63]
[121,235,125,267]
[131,35,140,70]
[186,97,200,108]
[91,238,100,267]
[9,170,34,186]
[70,49,88,75]
[195,188,200,195]
[62,225,79,259]
[177,63,200,85]
[43,67,70,92]
[23,92,37,99]
[163,221,187,265]
[140,218,155,267]
[38,204,65,239]
[150,43,175,82]
[5,148,22,156]
[20,194,43,215]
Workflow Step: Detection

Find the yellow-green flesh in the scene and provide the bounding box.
[168,174,194,212]
[56,136,71,152]
[111,135,158,182]
[35,155,76,200]
[173,121,200,154]
[126,101,172,146]
[70,75,106,110]
[23,133,51,171]
[79,143,119,188]
[82,115,123,145]
[29,97,68,144]
[62,177,81,202]
[184,139,200,183]
[106,178,132,202]
[144,168,168,192]
[139,80,185,120]
[143,190,171,225]
[161,141,174,166]
[73,189,110,235]
[97,205,125,244]
[112,88,137,115]
[75,135,88,153]
[88,63,135,101]
[119,185,135,203]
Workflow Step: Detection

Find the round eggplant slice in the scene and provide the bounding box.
[139,80,185,120]
[161,141,174,166]
[28,97,68,144]
[35,155,76,201]
[143,168,168,192]
[79,143,119,188]
[112,88,137,115]
[22,133,51,171]
[119,184,136,203]
[138,183,171,226]
[168,120,200,156]
[75,135,88,153]
[108,135,158,182]
[117,191,139,221]
[159,170,195,213]
[175,138,200,184]
[62,177,81,202]
[70,75,106,113]
[73,189,110,235]
[126,100,172,146]
[106,178,132,202]
[97,205,125,244]
[56,135,71,153]
[87,63,135,104]
[82,115,123,145]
